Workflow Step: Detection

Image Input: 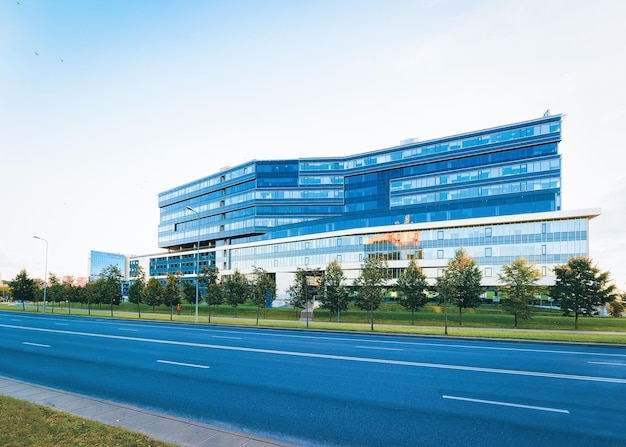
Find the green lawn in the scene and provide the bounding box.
[4,300,626,343]
[0,395,174,447]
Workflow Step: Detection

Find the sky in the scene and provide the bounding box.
[1,0,625,288]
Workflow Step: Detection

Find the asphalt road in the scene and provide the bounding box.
[1,311,625,447]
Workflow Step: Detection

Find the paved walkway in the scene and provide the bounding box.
[0,376,294,447]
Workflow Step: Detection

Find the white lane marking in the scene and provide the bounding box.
[22,342,51,348]
[4,323,626,384]
[589,361,626,367]
[183,328,626,359]
[355,346,403,351]
[443,395,570,414]
[55,323,69,326]
[211,335,242,340]
[119,328,139,332]
[11,319,21,322]
[157,360,210,369]
[23,315,622,360]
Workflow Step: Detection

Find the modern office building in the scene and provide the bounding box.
[89,250,127,283]
[130,113,599,301]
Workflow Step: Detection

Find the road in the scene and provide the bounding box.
[1,311,625,446]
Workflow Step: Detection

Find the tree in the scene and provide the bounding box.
[436,249,483,332]
[47,273,63,312]
[318,260,349,322]
[163,272,182,320]
[608,299,624,317]
[100,265,123,316]
[84,280,103,315]
[128,265,146,318]
[0,283,10,300]
[396,259,429,325]
[353,257,389,331]
[10,269,36,311]
[552,257,618,329]
[63,282,80,314]
[199,266,223,323]
[223,270,249,317]
[250,267,276,325]
[287,268,322,321]
[144,277,163,311]
[182,282,196,305]
[498,258,542,327]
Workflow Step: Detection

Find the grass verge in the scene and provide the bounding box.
[3,302,626,344]
[0,395,175,447]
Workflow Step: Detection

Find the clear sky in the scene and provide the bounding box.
[2,0,625,289]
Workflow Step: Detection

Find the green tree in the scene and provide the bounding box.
[10,269,36,311]
[163,272,182,320]
[354,257,389,331]
[144,277,163,311]
[128,266,146,318]
[223,270,249,317]
[436,249,483,332]
[182,282,196,305]
[100,265,123,316]
[608,299,624,317]
[318,260,349,322]
[199,266,223,323]
[62,282,79,314]
[396,259,429,325]
[498,258,542,327]
[47,273,63,312]
[552,257,617,329]
[287,268,322,321]
[250,267,276,325]
[84,280,103,315]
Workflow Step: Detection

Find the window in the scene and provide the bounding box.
[485,227,492,237]
[437,250,444,259]
[484,267,492,277]
[485,247,492,257]
[542,245,547,255]
[438,230,444,240]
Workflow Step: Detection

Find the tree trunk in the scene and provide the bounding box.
[574,311,579,330]
[458,307,463,325]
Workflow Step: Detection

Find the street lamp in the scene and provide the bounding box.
[186,206,200,323]
[33,236,48,313]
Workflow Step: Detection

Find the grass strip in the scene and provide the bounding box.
[0,395,175,447]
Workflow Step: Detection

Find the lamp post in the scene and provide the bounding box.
[186,206,200,323]
[33,236,48,313]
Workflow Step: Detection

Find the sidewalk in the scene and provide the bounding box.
[0,376,294,447]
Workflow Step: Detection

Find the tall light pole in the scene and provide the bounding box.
[33,236,48,313]
[186,206,200,323]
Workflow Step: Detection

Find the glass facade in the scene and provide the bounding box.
[130,114,599,298]
[88,250,127,283]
